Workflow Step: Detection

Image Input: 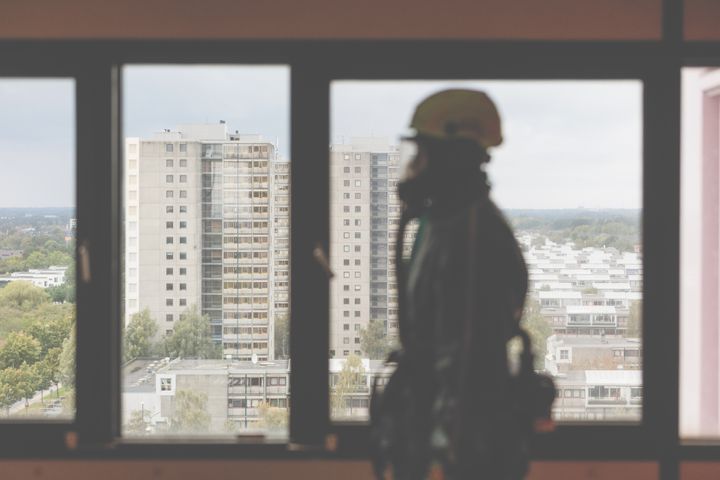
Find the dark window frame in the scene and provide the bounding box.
[0,7,717,476]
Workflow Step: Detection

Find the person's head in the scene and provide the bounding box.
[398,89,503,211]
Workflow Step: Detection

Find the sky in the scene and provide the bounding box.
[0,79,75,208]
[332,80,643,210]
[0,71,642,210]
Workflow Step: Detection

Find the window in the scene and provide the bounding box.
[166,299,173,306]
[166,190,174,198]
[166,267,173,275]
[166,283,173,291]
[166,314,173,322]
[330,79,643,425]
[166,236,173,244]
[166,252,174,260]
[123,63,291,441]
[166,205,174,213]
[166,159,174,167]
[0,78,76,421]
[166,221,173,228]
[166,174,174,183]
[165,143,173,153]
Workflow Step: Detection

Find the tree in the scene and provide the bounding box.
[124,410,148,436]
[58,326,75,389]
[627,300,642,337]
[124,309,158,361]
[35,347,62,400]
[0,331,41,369]
[163,306,218,359]
[331,354,366,417]
[360,320,393,360]
[0,379,16,417]
[256,401,288,429]
[26,313,73,355]
[0,281,49,309]
[1,364,39,414]
[169,390,211,434]
[520,298,553,370]
[273,313,289,360]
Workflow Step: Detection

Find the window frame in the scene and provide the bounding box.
[0,26,716,476]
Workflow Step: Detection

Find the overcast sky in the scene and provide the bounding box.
[333,80,642,210]
[0,71,641,210]
[0,79,75,208]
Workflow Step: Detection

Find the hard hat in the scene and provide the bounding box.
[408,89,503,148]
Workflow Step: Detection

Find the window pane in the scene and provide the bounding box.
[680,67,720,438]
[122,66,290,438]
[330,80,643,423]
[0,79,76,420]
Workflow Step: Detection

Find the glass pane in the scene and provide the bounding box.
[330,80,643,423]
[122,66,290,438]
[0,79,76,420]
[680,67,720,439]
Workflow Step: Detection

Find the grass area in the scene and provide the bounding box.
[9,385,74,418]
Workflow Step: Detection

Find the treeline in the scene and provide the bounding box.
[0,282,74,415]
[506,209,641,252]
[124,307,220,362]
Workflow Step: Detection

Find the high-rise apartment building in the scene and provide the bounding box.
[125,123,289,362]
[329,138,402,358]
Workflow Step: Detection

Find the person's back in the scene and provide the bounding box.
[371,89,543,480]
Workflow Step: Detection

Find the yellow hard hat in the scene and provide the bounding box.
[409,89,503,148]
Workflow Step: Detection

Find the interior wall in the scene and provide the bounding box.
[0,460,659,480]
[0,0,660,40]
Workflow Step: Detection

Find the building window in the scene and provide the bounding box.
[166,205,174,213]
[166,190,174,198]
[166,158,173,167]
[179,144,187,153]
[179,299,187,306]
[166,236,173,244]
[166,314,173,322]
[166,267,173,275]
[166,252,173,260]
[179,283,186,291]
[165,144,173,153]
[179,268,187,275]
[179,221,187,228]
[166,283,173,291]
[166,221,173,228]
[179,205,187,213]
[179,252,187,260]
[179,190,187,198]
[180,158,187,166]
[179,237,187,244]
[166,174,174,183]
[179,174,187,183]
[166,298,173,306]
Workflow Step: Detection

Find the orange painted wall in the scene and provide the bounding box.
[0,0,660,40]
[0,460,660,480]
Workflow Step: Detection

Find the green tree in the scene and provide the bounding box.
[2,364,40,414]
[273,313,289,360]
[0,380,17,417]
[124,309,158,361]
[58,326,75,389]
[256,401,288,429]
[520,298,552,370]
[0,331,41,369]
[163,306,218,359]
[124,409,148,436]
[26,313,73,355]
[36,347,62,399]
[331,354,366,417]
[0,281,49,309]
[169,390,211,434]
[360,320,393,360]
[627,300,642,337]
